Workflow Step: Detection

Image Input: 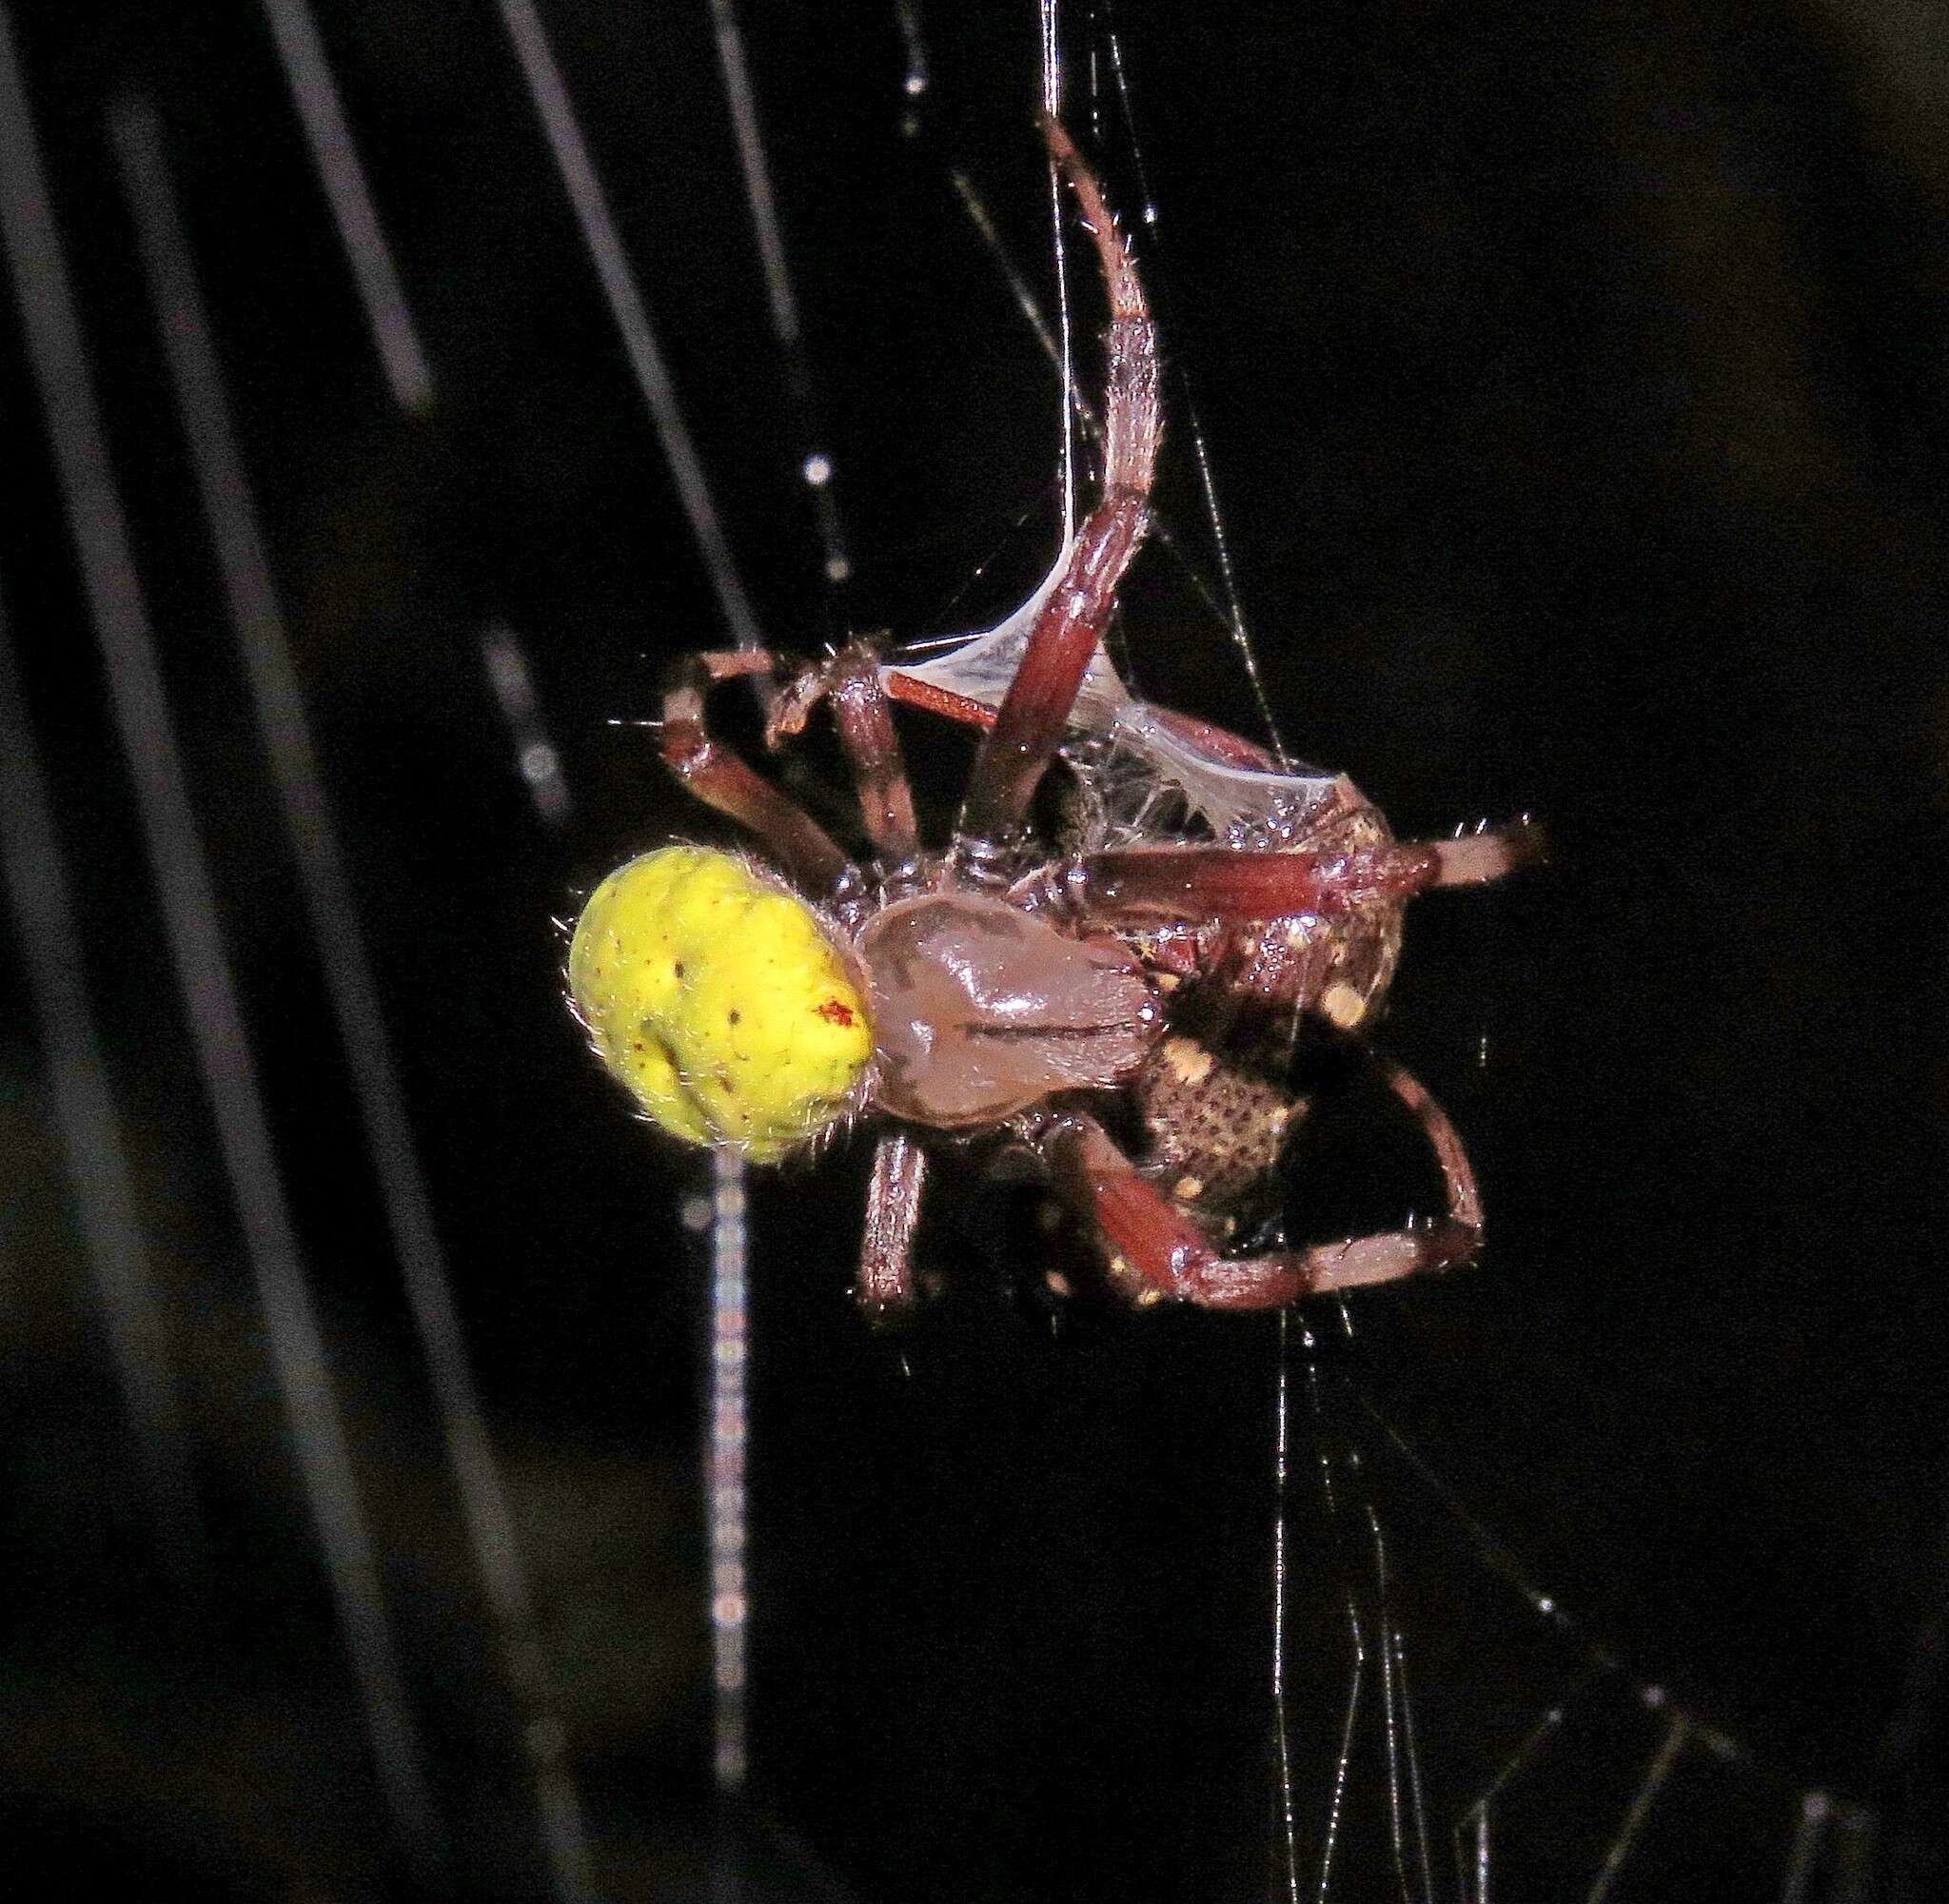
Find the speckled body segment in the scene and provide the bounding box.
[568,846,873,1161]
[1129,798,1405,1228]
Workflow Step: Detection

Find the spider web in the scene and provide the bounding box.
[0,4,1939,1902]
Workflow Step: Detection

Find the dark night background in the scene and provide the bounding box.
[0,2,1943,1900]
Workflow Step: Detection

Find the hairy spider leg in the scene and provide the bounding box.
[1045,1053,1482,1311]
[858,1129,928,1315]
[955,116,1160,850]
[770,639,920,867]
[660,651,853,895]
[1031,822,1547,926]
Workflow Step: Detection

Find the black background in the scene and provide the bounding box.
[1,2,1942,1899]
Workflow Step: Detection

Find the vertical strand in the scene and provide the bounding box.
[1369,1507,1415,1904]
[1270,1314,1301,1902]
[1097,6,1287,759]
[1315,1602,1364,1904]
[708,1148,751,1794]
[1303,1344,1360,1904]
[1039,0,1075,545]
[691,0,888,1806]
[0,14,443,1878]
[1392,1632,1437,1904]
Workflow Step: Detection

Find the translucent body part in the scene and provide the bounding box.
[883,538,1349,841]
[857,891,1160,1126]
[569,847,873,1160]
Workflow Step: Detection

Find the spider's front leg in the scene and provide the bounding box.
[955,117,1159,851]
[1043,1055,1483,1311]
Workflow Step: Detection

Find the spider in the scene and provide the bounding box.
[569,116,1540,1316]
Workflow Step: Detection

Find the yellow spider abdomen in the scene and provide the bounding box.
[568,846,873,1162]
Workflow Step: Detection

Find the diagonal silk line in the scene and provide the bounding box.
[499,0,765,654]
[255,0,434,413]
[0,590,204,1590]
[0,10,443,1879]
[108,94,600,1904]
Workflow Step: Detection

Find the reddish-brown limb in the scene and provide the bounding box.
[772,641,919,866]
[857,1130,927,1316]
[879,668,996,732]
[1029,822,1545,926]
[956,119,1159,846]
[1041,114,1153,506]
[660,653,852,894]
[1044,1057,1482,1310]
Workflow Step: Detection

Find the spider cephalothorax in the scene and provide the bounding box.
[571,117,1538,1315]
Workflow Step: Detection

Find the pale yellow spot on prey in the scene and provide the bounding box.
[1321,980,1367,1029]
[1162,1035,1213,1087]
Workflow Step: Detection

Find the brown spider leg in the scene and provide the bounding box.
[956,117,1159,848]
[1028,822,1545,925]
[1044,1064,1482,1311]
[660,651,853,894]
[770,640,920,868]
[857,1130,928,1317]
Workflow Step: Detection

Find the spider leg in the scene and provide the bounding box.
[771,640,920,868]
[660,651,854,894]
[956,118,1159,848]
[1028,822,1545,926]
[857,1130,927,1317]
[1043,1058,1482,1311]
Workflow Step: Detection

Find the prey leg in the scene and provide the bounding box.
[1024,823,1545,928]
[1043,1059,1482,1312]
